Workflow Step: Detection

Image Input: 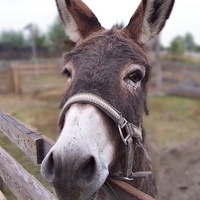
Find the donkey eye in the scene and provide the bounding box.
[62,68,71,78]
[128,70,143,83]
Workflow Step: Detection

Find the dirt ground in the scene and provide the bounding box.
[153,136,200,200]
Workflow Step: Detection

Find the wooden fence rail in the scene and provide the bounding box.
[12,62,63,94]
[0,68,14,94]
[0,61,63,94]
[0,112,55,200]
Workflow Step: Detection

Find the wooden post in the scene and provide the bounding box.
[12,64,21,94]
[6,69,14,93]
[34,61,40,77]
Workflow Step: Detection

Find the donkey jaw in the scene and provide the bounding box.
[41,104,116,200]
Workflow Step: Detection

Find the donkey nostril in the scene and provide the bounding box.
[47,152,55,175]
[41,152,55,182]
[80,156,96,180]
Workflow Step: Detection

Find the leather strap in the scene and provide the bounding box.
[59,93,134,129]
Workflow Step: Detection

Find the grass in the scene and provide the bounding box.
[0,91,199,199]
[144,95,200,145]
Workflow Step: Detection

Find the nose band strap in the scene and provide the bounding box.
[59,93,128,128]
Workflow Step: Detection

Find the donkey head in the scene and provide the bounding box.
[41,0,174,199]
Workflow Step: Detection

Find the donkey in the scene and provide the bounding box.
[41,0,175,199]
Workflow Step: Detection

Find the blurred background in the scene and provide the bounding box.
[0,0,199,199]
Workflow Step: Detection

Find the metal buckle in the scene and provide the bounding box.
[113,171,153,181]
[113,174,134,181]
[118,119,130,145]
[118,119,142,146]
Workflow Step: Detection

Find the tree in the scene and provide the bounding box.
[195,45,200,53]
[47,16,68,50]
[169,36,185,55]
[184,33,195,52]
[0,30,28,48]
[33,26,47,48]
[25,24,47,49]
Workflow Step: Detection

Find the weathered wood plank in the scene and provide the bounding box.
[15,64,59,70]
[0,112,43,164]
[107,178,155,200]
[40,134,55,157]
[13,68,21,94]
[168,86,200,99]
[19,70,60,76]
[0,147,56,200]
[0,112,55,163]
[166,78,200,99]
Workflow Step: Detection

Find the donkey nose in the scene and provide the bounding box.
[41,152,56,182]
[79,156,96,181]
[41,151,97,183]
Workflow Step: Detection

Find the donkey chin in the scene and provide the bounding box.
[41,105,116,200]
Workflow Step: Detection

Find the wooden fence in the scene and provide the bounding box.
[149,60,200,98]
[0,61,65,94]
[12,61,64,94]
[1,60,200,98]
[0,62,13,94]
[0,112,56,200]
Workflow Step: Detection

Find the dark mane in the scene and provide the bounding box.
[112,23,125,29]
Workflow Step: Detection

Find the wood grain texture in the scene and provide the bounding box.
[0,112,43,164]
[0,112,55,164]
[0,147,56,200]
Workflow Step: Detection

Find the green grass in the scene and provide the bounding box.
[144,95,200,144]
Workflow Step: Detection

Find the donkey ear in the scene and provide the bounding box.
[124,0,175,46]
[55,0,103,43]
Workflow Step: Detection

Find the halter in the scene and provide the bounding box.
[58,93,152,180]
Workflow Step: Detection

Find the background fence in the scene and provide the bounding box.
[0,62,13,93]
[0,60,200,98]
[149,60,200,98]
[0,61,65,94]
